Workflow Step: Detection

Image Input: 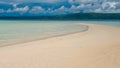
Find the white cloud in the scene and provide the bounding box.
[101,2,118,10]
[0,0,120,14]
[94,8,103,12]
[51,5,82,14]
[102,2,109,9]
[15,6,29,13]
[13,4,17,8]
[107,2,118,8]
[56,6,68,12]
[77,4,85,9]
[29,6,45,14]
[68,5,81,13]
[6,6,29,13]
[52,6,68,14]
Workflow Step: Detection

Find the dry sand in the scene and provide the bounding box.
[0,23,120,68]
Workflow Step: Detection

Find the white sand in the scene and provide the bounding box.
[0,23,120,68]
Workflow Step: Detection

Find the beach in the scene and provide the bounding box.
[0,23,120,68]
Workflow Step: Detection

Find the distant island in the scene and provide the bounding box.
[0,13,120,20]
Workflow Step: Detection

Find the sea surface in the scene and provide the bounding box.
[0,20,119,46]
[80,20,120,26]
[0,20,88,46]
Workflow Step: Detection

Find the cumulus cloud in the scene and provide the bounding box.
[0,0,120,15]
[6,6,29,13]
[94,8,103,12]
[50,5,85,14]
[27,1,120,15]
[107,2,118,9]
[68,5,81,13]
[94,1,120,13]
[14,6,29,13]
[30,5,82,15]
[29,6,45,14]
[13,4,17,8]
[52,6,68,14]
[102,2,118,9]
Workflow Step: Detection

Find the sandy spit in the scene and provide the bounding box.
[0,23,120,68]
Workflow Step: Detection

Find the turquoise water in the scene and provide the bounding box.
[0,20,88,46]
[0,20,119,46]
[78,20,120,26]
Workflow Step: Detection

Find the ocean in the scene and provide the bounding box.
[0,20,88,46]
[80,20,120,26]
[0,20,119,46]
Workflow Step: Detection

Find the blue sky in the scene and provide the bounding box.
[0,0,120,16]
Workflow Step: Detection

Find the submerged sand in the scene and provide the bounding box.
[0,23,120,68]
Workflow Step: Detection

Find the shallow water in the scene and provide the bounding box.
[0,20,88,46]
[78,20,120,26]
[0,20,120,47]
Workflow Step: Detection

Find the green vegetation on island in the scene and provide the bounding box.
[0,13,120,20]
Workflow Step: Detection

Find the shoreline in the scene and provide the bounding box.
[0,23,120,68]
[0,24,89,48]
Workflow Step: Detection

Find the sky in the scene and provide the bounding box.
[0,0,120,16]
